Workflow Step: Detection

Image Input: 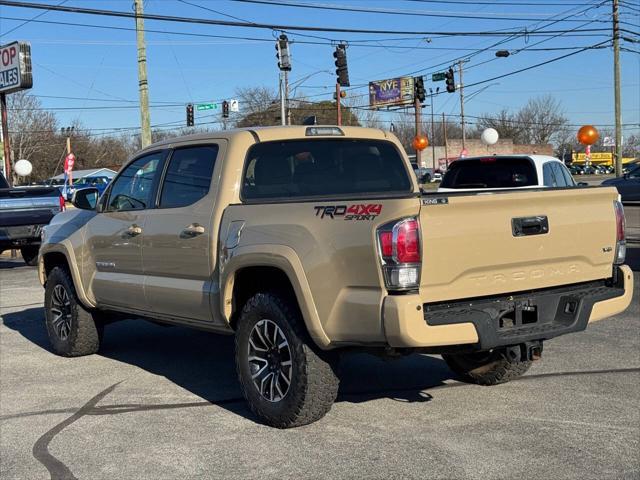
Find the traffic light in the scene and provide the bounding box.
[275,33,291,71]
[222,100,229,118]
[414,76,426,103]
[333,44,350,87]
[445,68,455,93]
[186,103,194,126]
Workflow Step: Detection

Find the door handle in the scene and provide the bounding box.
[126,224,143,236]
[181,223,205,237]
[512,216,549,237]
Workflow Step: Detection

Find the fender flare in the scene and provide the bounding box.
[220,244,331,349]
[39,243,96,309]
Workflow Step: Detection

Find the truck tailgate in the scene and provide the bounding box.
[420,187,620,303]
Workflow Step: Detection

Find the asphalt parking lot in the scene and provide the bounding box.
[1,207,639,480]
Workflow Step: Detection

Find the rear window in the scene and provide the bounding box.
[440,157,538,189]
[242,139,412,200]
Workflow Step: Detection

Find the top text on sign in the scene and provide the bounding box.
[0,41,33,94]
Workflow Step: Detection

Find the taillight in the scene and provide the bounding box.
[379,231,393,257]
[613,200,625,264]
[377,217,421,291]
[59,195,66,212]
[395,219,420,263]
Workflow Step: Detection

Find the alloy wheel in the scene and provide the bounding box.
[247,319,293,402]
[50,284,72,340]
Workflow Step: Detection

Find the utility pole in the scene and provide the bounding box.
[442,112,448,165]
[334,44,349,126]
[336,83,342,126]
[429,87,439,169]
[414,96,422,166]
[134,0,151,148]
[458,60,466,150]
[1,93,11,186]
[279,72,286,126]
[285,71,291,125]
[275,34,292,126]
[613,0,623,177]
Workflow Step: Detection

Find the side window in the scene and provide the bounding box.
[542,163,557,187]
[629,166,640,178]
[550,163,568,187]
[107,152,163,212]
[558,163,575,186]
[159,145,218,208]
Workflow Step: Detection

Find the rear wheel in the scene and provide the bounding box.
[235,292,339,428]
[20,245,39,266]
[44,267,103,357]
[442,348,531,386]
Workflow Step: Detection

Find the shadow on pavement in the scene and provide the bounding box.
[1,308,455,424]
[0,259,28,269]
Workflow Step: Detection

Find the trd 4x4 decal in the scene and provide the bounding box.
[314,204,382,221]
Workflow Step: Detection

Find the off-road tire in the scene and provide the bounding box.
[442,349,531,386]
[20,245,39,266]
[235,292,339,428]
[44,266,103,357]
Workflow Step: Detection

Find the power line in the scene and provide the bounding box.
[0,1,614,36]
[401,0,600,6]
[229,0,611,23]
[0,0,66,38]
[466,40,613,89]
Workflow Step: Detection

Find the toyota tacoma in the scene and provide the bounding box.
[38,126,633,428]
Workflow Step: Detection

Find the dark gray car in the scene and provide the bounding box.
[602,164,640,202]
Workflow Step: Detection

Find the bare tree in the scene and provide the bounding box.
[6,91,59,182]
[516,95,568,144]
[476,109,524,143]
[477,95,568,145]
[234,86,359,127]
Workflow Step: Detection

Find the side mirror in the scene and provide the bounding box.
[71,187,99,210]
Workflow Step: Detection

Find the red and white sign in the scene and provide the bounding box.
[460,148,468,158]
[64,153,76,174]
[0,41,32,94]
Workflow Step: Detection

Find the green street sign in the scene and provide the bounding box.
[196,103,216,111]
[432,72,446,82]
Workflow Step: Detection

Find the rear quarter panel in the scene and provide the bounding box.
[221,198,420,346]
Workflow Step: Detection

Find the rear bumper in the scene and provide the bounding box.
[0,224,45,249]
[383,265,633,350]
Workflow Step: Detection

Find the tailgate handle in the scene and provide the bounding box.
[512,216,549,237]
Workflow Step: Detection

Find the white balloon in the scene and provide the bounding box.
[481,128,499,146]
[14,159,33,176]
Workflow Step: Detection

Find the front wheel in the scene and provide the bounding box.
[44,267,103,357]
[442,348,531,386]
[21,245,39,266]
[235,292,339,428]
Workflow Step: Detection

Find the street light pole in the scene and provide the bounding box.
[458,60,466,150]
[1,93,11,186]
[429,87,438,168]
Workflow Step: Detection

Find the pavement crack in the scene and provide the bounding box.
[32,382,121,480]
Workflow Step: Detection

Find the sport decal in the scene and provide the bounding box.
[314,204,383,221]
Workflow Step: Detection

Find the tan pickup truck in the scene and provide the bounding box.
[39,126,633,428]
